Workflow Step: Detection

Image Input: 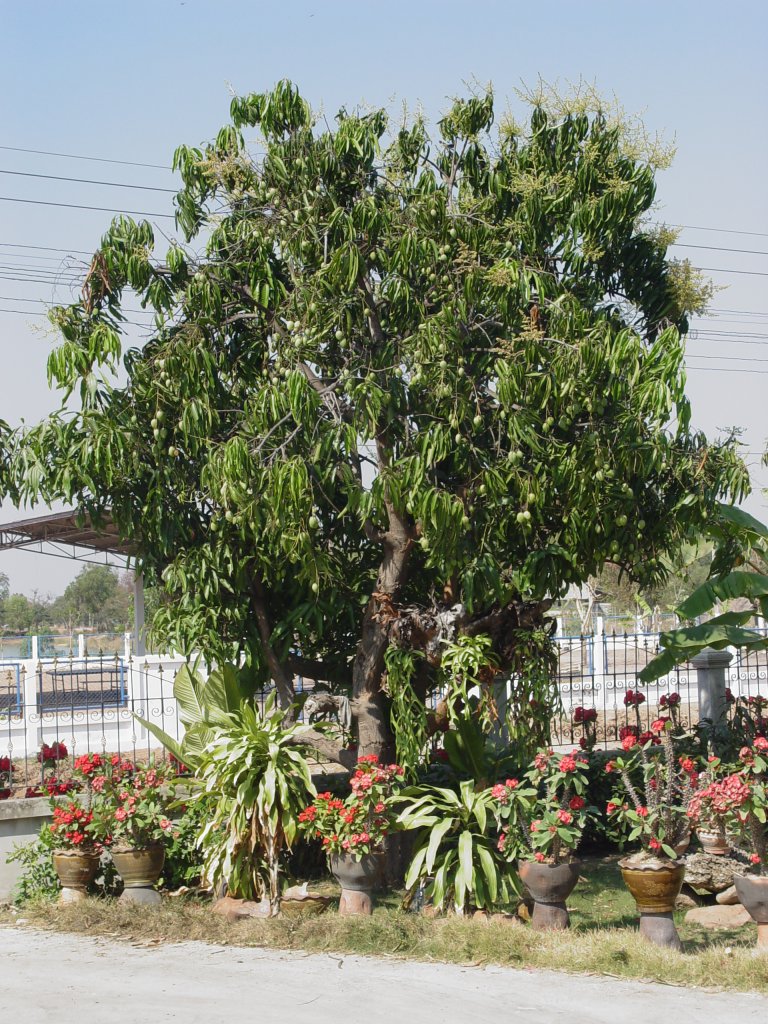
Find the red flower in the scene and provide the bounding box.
[556,809,573,825]
[750,854,762,865]
[623,689,646,707]
[534,852,545,862]
[605,760,616,774]
[621,734,638,752]
[754,736,768,753]
[559,755,577,773]
[606,802,618,815]
[649,838,661,851]
[114,808,128,822]
[650,717,670,734]
[637,806,649,818]
[619,725,639,741]
[569,796,585,811]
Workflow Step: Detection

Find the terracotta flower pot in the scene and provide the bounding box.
[111,844,165,905]
[697,828,730,856]
[620,857,685,950]
[53,849,101,903]
[734,873,768,950]
[518,859,581,930]
[329,851,379,916]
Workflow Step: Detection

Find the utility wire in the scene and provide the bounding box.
[672,242,768,257]
[696,266,768,277]
[0,168,176,193]
[0,144,170,171]
[0,196,174,218]
[0,243,93,255]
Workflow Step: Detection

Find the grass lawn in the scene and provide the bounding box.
[2,855,766,993]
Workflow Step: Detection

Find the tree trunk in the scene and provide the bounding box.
[351,481,414,762]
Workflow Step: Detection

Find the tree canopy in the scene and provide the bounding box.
[5,81,748,761]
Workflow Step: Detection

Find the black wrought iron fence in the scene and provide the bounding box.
[551,632,700,750]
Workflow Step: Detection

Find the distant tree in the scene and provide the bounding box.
[2,592,52,634]
[51,565,130,631]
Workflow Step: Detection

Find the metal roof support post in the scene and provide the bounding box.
[133,572,146,657]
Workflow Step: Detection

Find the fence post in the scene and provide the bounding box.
[30,635,39,662]
[691,649,732,724]
[77,633,86,659]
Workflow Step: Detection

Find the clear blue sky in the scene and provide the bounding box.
[1,0,766,595]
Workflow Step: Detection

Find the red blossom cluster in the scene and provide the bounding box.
[49,802,95,849]
[623,689,646,708]
[37,741,68,764]
[573,706,597,724]
[490,779,519,803]
[659,692,681,709]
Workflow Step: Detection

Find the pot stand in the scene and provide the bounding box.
[638,912,681,951]
[530,900,569,930]
[338,888,373,916]
[734,874,768,952]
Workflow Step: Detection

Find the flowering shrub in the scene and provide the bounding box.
[91,761,174,850]
[623,689,646,708]
[687,739,768,873]
[48,801,103,852]
[299,756,404,858]
[605,719,693,859]
[492,748,592,865]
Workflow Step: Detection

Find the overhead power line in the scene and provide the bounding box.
[0,195,174,218]
[0,168,176,194]
[696,266,768,277]
[672,242,768,257]
[0,144,170,171]
[0,243,93,255]
[673,224,768,239]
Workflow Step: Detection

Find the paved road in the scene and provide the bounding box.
[1,926,766,1023]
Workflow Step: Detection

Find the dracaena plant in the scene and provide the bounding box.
[492,747,591,865]
[189,694,315,915]
[605,717,694,859]
[397,779,515,915]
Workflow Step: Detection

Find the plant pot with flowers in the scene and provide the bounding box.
[606,717,694,950]
[91,759,174,905]
[493,747,591,930]
[690,738,768,949]
[48,800,107,902]
[299,756,404,915]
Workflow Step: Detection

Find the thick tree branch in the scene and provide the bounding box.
[287,728,356,769]
[248,571,296,710]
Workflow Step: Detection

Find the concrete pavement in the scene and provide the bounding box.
[1,926,766,1023]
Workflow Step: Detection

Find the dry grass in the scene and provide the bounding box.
[3,881,767,994]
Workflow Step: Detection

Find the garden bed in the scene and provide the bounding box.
[3,857,766,994]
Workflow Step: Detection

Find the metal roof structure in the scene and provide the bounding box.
[0,509,134,567]
[0,509,146,653]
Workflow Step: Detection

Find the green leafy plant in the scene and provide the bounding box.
[492,747,591,864]
[397,779,515,914]
[7,826,59,905]
[190,695,315,914]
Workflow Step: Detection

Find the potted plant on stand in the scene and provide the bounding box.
[606,717,694,950]
[492,747,591,930]
[48,800,106,902]
[93,759,174,905]
[300,756,404,915]
[690,738,768,949]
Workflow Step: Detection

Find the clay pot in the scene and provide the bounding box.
[53,849,101,903]
[734,873,768,950]
[518,859,581,930]
[329,851,379,916]
[697,828,730,856]
[111,843,165,905]
[620,857,685,950]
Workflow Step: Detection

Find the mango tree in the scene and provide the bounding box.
[7,82,748,764]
